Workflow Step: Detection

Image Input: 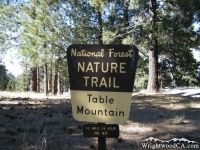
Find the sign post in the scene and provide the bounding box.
[67,44,138,149]
[97,123,106,150]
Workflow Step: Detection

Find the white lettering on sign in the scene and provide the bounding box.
[77,62,126,73]
[77,61,126,88]
[83,76,119,88]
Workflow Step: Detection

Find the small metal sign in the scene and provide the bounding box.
[83,124,119,138]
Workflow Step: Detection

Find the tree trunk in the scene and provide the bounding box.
[48,64,52,94]
[57,72,61,95]
[24,66,29,92]
[172,68,177,87]
[37,66,40,93]
[147,0,159,93]
[161,53,167,89]
[147,38,158,93]
[30,69,33,92]
[44,63,48,96]
[30,67,37,92]
[53,73,58,95]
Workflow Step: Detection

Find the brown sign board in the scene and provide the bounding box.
[67,44,138,124]
[83,124,119,138]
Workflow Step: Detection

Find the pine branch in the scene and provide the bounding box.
[49,42,66,52]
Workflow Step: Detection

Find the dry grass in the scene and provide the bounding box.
[0,92,200,150]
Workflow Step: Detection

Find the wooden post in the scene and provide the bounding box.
[98,136,106,150]
[98,123,106,150]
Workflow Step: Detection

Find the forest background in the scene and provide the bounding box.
[0,0,200,95]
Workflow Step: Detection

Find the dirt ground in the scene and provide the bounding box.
[0,92,200,150]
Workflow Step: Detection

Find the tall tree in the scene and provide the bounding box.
[158,0,200,87]
[0,0,22,59]
[147,0,158,93]
[19,0,69,95]
[0,63,8,90]
[129,0,200,91]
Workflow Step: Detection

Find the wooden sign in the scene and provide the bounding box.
[83,124,119,138]
[67,44,138,124]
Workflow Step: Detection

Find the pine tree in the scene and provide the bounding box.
[128,0,200,91]
[158,0,200,87]
[19,0,69,95]
[15,71,30,92]
[0,1,21,55]
[6,79,15,91]
[146,0,158,92]
[2,0,199,93]
[0,63,8,90]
